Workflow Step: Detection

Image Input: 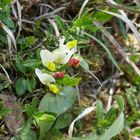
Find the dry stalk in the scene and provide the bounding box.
[94,22,140,76]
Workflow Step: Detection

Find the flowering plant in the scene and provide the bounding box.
[35,36,81,94]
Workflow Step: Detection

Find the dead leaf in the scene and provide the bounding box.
[0,92,24,135]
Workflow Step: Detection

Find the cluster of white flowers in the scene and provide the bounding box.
[35,36,79,94]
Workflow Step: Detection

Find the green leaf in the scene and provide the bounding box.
[38,87,77,139]
[73,11,93,30]
[65,113,124,140]
[54,113,72,129]
[96,100,104,123]
[130,55,139,63]
[55,15,68,31]
[0,33,7,44]
[34,113,55,125]
[15,78,27,96]
[78,55,89,71]
[72,11,100,33]
[26,36,35,46]
[23,59,41,67]
[19,119,37,140]
[0,81,10,92]
[26,77,36,93]
[93,12,113,22]
[83,32,121,72]
[21,130,37,140]
[30,77,37,90]
[62,112,124,140]
[63,96,124,140]
[44,129,64,140]
[39,121,55,140]
[115,95,124,112]
[0,13,14,28]
[24,104,35,117]
[26,78,32,93]
[38,86,77,116]
[62,135,98,140]
[99,112,124,140]
[98,119,110,127]
[11,136,20,140]
[105,107,116,122]
[0,102,11,118]
[20,120,32,137]
[62,76,81,86]
[18,36,35,49]
[1,0,12,4]
[31,97,39,108]
[15,59,26,74]
[133,127,140,136]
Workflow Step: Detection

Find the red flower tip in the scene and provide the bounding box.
[54,72,65,78]
[69,58,80,68]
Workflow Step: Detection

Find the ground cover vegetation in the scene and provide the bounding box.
[0,0,140,140]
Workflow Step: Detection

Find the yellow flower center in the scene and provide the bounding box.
[66,40,78,49]
[49,84,59,94]
[47,62,56,71]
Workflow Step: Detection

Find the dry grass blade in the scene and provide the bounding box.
[7,35,12,55]
[48,18,60,37]
[100,9,140,45]
[94,22,140,76]
[78,0,89,18]
[16,0,22,38]
[0,64,12,84]
[106,0,140,44]
[0,20,17,51]
[88,70,102,86]
[11,4,17,18]
[35,7,66,20]
[68,102,96,138]
[83,31,121,72]
[94,2,140,14]
[106,80,115,111]
[10,0,17,4]
[11,1,22,38]
[135,0,140,5]
[106,0,129,16]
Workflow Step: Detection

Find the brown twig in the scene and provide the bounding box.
[94,2,140,14]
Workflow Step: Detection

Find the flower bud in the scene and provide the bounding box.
[54,72,65,79]
[69,58,80,68]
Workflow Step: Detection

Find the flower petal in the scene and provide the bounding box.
[47,62,56,71]
[61,48,77,64]
[66,40,78,49]
[40,49,55,68]
[48,84,59,94]
[59,36,65,46]
[61,52,73,64]
[53,47,77,64]
[53,45,69,53]
[53,51,71,64]
[58,36,70,51]
[35,68,55,85]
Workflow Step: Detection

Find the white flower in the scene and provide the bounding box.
[53,49,76,64]
[35,68,55,85]
[40,50,56,71]
[40,37,78,67]
[35,68,59,94]
[59,36,66,48]
[53,36,78,64]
